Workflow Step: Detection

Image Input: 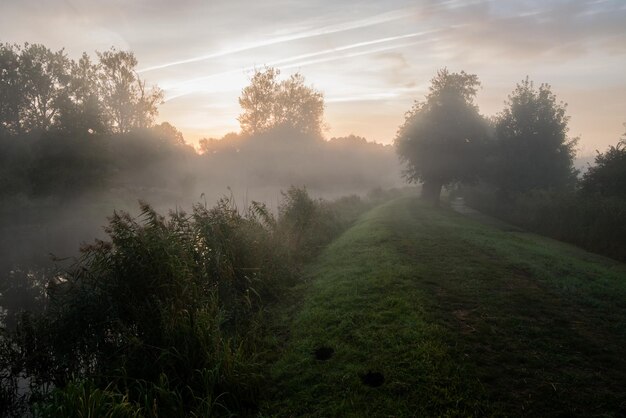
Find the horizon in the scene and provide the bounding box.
[2,0,625,155]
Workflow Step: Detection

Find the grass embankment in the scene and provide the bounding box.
[261,197,626,417]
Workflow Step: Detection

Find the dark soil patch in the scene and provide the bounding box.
[360,371,384,387]
[313,346,334,361]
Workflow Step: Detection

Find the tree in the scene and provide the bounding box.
[58,53,108,134]
[238,67,325,137]
[395,68,489,204]
[0,43,72,134]
[238,67,279,135]
[152,121,185,145]
[19,44,71,131]
[581,126,626,198]
[492,78,577,196]
[97,48,163,133]
[0,44,23,136]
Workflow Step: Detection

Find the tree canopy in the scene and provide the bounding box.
[394,68,489,204]
[492,78,577,195]
[238,67,325,137]
[97,48,163,133]
[0,43,162,136]
[581,127,626,198]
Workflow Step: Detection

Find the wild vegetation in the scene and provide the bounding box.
[0,186,398,416]
[262,197,626,416]
[1,40,626,417]
[395,69,626,261]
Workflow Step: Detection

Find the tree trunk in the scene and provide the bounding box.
[421,180,443,206]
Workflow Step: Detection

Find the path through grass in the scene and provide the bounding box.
[261,197,626,417]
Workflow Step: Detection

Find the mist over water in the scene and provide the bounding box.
[0,129,402,274]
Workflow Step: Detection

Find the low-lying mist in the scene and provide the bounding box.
[0,125,402,276]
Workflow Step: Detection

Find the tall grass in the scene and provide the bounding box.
[1,187,395,417]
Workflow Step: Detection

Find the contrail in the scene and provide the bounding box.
[163,29,440,91]
[163,38,431,102]
[281,40,425,70]
[326,85,427,103]
[138,8,415,73]
[271,30,437,68]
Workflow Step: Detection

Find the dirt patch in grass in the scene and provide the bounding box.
[360,371,385,387]
[313,346,334,361]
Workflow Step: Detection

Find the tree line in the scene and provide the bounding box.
[394,68,626,259]
[395,69,578,203]
[0,43,162,135]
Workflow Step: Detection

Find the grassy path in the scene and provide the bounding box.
[261,197,626,417]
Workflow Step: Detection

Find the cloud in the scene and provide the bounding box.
[432,0,626,61]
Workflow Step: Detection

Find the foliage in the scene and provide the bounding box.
[276,187,343,262]
[238,67,325,137]
[0,44,23,136]
[97,48,163,133]
[58,53,109,135]
[14,44,71,132]
[394,69,489,204]
[36,380,142,418]
[491,78,578,195]
[0,268,47,330]
[464,185,626,261]
[0,43,71,134]
[0,187,379,416]
[0,43,162,136]
[581,131,626,199]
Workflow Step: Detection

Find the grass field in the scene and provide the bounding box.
[260,196,626,417]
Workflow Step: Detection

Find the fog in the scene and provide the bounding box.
[2,32,626,417]
[0,47,402,283]
[0,129,402,273]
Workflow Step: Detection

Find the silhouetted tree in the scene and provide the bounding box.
[492,78,577,196]
[19,44,71,132]
[238,67,325,137]
[395,68,489,204]
[58,53,108,134]
[152,121,185,145]
[97,48,163,133]
[0,44,23,136]
[238,67,279,135]
[581,126,626,198]
[0,43,72,133]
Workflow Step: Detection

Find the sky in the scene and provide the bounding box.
[2,0,625,155]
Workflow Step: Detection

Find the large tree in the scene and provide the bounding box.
[493,78,578,195]
[58,53,108,134]
[0,43,71,133]
[0,44,23,135]
[395,68,489,204]
[238,67,325,137]
[0,44,163,136]
[97,48,163,134]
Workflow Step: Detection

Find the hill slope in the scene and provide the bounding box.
[262,197,626,417]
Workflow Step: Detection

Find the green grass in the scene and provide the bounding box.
[260,196,626,417]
